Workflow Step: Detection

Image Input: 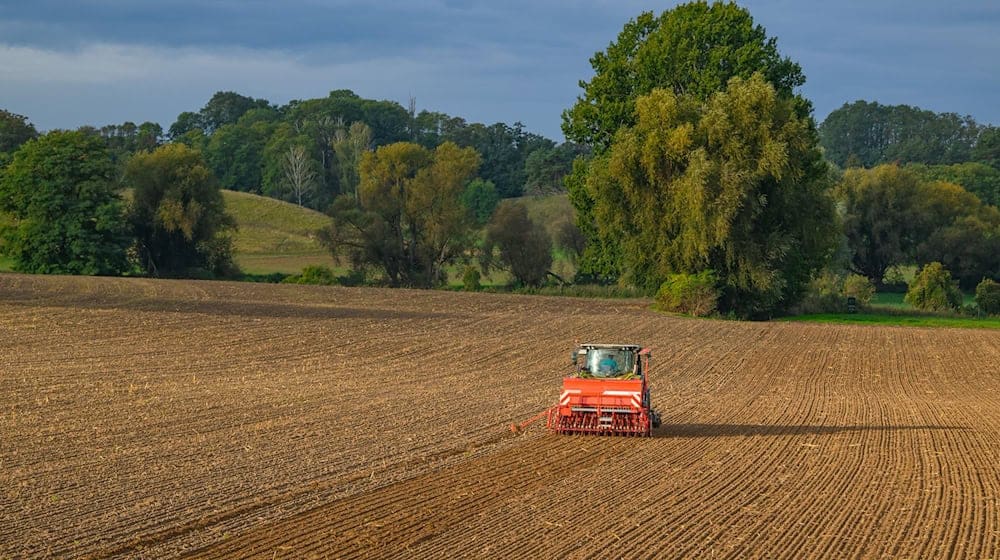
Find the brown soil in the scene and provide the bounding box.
[2,274,998,559]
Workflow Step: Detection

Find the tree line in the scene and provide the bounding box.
[0,98,578,286]
[3,0,999,318]
[163,89,583,210]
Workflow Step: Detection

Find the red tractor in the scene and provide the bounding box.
[546,343,660,436]
[547,344,660,436]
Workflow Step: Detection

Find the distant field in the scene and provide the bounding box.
[782,312,1000,329]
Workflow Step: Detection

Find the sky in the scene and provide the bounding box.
[1,1,998,140]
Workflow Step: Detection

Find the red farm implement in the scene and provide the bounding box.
[512,343,660,437]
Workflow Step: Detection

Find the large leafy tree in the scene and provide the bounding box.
[562,1,806,152]
[583,75,836,316]
[321,141,479,287]
[124,143,237,277]
[0,131,130,274]
[562,2,808,280]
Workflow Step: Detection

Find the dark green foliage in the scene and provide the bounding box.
[96,121,163,159]
[906,162,1000,208]
[262,123,320,205]
[975,278,1000,315]
[0,131,130,274]
[482,202,552,287]
[524,143,588,194]
[655,270,718,317]
[905,262,962,312]
[461,265,481,291]
[837,165,927,284]
[0,109,39,155]
[562,1,806,151]
[916,214,1000,291]
[198,91,272,134]
[204,118,275,192]
[819,101,985,168]
[125,144,237,277]
[974,127,1000,170]
[168,111,203,139]
[838,164,1000,290]
[283,265,337,285]
[461,179,499,225]
[442,121,551,198]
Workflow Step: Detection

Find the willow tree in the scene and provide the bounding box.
[563,2,808,280]
[322,141,480,287]
[585,74,836,316]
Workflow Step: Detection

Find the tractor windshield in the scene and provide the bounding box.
[585,348,636,378]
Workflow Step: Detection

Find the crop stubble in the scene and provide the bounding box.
[1,274,998,558]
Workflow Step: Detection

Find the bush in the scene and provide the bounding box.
[655,271,718,317]
[905,262,962,312]
[795,271,847,314]
[461,265,481,291]
[283,265,337,286]
[976,278,1000,315]
[482,202,552,287]
[843,274,876,305]
[336,269,366,287]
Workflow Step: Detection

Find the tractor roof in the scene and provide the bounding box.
[579,343,642,350]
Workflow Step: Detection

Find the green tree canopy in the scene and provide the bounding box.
[0,109,39,156]
[124,143,237,277]
[204,118,275,192]
[562,1,806,151]
[906,162,1000,208]
[461,178,499,225]
[819,101,986,168]
[321,141,480,287]
[580,75,836,316]
[198,91,272,134]
[837,164,1000,289]
[0,130,129,274]
[524,143,588,195]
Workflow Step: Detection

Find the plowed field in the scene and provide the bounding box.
[2,274,999,559]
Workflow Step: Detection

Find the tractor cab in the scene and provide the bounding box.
[573,344,643,379]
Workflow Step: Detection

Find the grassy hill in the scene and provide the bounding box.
[221,190,334,274]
